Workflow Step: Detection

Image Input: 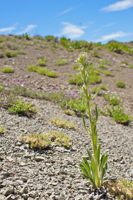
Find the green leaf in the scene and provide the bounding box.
[82,114,87,131]
[102,155,108,167]
[91,157,95,171]
[95,105,98,121]
[97,144,101,165]
[87,149,92,160]
[79,164,90,177]
[81,173,95,186]
[82,157,91,175]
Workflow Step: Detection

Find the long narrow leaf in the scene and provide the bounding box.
[82,113,87,131]
[102,155,108,167]
[97,144,101,165]
[87,149,92,160]
[95,105,98,121]
[91,157,95,171]
[82,157,92,176]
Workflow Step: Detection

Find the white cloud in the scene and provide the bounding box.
[59,22,87,39]
[95,31,132,42]
[56,8,73,17]
[0,26,16,33]
[17,25,37,35]
[101,0,133,11]
[103,23,114,27]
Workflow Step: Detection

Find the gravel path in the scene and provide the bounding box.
[0,97,133,200]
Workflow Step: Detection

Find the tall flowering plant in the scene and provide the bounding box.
[77,53,108,188]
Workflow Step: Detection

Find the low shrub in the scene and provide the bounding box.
[104,93,121,105]
[38,60,46,66]
[116,81,125,88]
[4,51,12,57]
[91,51,100,57]
[100,84,108,90]
[2,66,14,73]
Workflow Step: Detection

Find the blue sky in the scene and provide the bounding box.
[0,0,133,43]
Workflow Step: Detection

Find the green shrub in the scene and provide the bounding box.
[22,33,30,40]
[38,60,46,66]
[8,99,37,115]
[106,104,132,125]
[107,41,122,53]
[91,51,100,57]
[4,51,12,57]
[50,118,76,129]
[55,58,68,65]
[44,35,55,41]
[36,55,45,60]
[2,66,14,73]
[116,81,125,88]
[0,38,4,43]
[12,52,17,57]
[73,64,80,71]
[100,85,108,90]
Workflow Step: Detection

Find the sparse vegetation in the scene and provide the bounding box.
[38,60,46,66]
[4,51,12,57]
[104,93,121,105]
[50,118,76,129]
[20,131,72,149]
[0,125,5,134]
[27,65,57,77]
[100,84,108,90]
[63,109,75,115]
[2,66,14,73]
[55,58,68,65]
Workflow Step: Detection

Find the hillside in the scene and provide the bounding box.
[0,35,133,199]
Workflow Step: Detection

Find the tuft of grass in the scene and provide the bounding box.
[27,65,57,78]
[116,81,125,88]
[55,58,68,65]
[122,61,128,65]
[100,84,108,90]
[68,73,72,76]
[0,125,5,134]
[106,104,132,125]
[115,68,121,71]
[129,64,133,68]
[12,52,17,57]
[15,50,26,54]
[50,118,76,130]
[103,71,114,76]
[38,60,46,66]
[98,59,111,65]
[99,64,107,69]
[0,38,4,43]
[20,131,72,149]
[2,66,14,73]
[63,109,75,115]
[69,74,101,85]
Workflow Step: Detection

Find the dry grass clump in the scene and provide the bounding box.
[20,131,72,149]
[50,118,76,129]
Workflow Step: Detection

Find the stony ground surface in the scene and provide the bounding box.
[0,36,133,199]
[0,97,133,200]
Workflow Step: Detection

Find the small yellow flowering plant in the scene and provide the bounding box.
[77,53,108,188]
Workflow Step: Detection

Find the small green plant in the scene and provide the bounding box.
[91,87,99,94]
[27,65,57,77]
[104,93,121,105]
[116,81,125,88]
[122,61,128,65]
[36,55,45,60]
[106,104,132,124]
[100,85,108,90]
[0,38,4,43]
[12,52,17,57]
[20,131,72,149]
[98,59,111,65]
[8,99,37,115]
[77,53,108,188]
[4,51,12,57]
[115,68,121,71]
[55,58,68,65]
[2,66,14,73]
[0,85,3,92]
[104,180,133,200]
[63,109,75,115]
[50,118,76,130]
[0,125,5,134]
[38,60,46,66]
[22,33,30,40]
[91,51,100,57]
[107,42,122,53]
[69,74,101,85]
[99,64,107,69]
[73,64,80,71]
[15,50,26,54]
[129,64,133,68]
[103,71,114,76]
[68,73,72,76]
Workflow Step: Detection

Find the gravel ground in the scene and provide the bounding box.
[0,97,133,200]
